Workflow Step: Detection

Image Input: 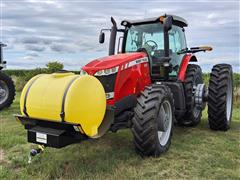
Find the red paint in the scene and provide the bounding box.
[178,54,195,81]
[83,52,146,75]
[82,52,195,105]
[113,59,151,104]
[82,52,151,105]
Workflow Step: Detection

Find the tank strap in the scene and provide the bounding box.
[60,76,79,122]
[23,75,42,116]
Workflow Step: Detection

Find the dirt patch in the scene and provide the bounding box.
[0,148,10,165]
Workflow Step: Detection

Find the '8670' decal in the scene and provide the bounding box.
[121,57,148,70]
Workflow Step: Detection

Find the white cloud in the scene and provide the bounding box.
[23,55,34,61]
[207,12,218,19]
[2,0,239,72]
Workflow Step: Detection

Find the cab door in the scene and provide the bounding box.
[168,26,187,77]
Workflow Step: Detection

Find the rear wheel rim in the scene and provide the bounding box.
[226,77,233,122]
[0,80,9,105]
[157,100,172,146]
[192,76,201,119]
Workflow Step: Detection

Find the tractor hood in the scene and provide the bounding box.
[82,52,146,75]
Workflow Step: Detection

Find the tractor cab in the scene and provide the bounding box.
[99,15,211,81]
[100,15,188,80]
[122,15,188,80]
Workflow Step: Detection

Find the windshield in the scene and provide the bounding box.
[125,23,187,77]
[125,23,164,56]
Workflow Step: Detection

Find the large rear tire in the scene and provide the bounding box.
[180,64,203,126]
[0,71,15,110]
[208,64,233,131]
[131,84,174,157]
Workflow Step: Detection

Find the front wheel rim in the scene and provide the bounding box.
[157,100,172,146]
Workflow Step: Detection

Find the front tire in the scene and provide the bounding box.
[0,72,15,110]
[131,84,174,157]
[208,64,233,131]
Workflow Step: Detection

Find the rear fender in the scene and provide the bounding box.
[178,54,197,81]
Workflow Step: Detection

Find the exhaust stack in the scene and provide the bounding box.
[108,17,117,55]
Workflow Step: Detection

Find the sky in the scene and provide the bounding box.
[1,0,240,72]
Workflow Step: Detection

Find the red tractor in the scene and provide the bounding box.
[16,15,233,157]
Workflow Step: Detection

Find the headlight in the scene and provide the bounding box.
[94,66,119,76]
[80,69,88,75]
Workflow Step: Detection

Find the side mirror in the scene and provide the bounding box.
[163,16,173,32]
[99,32,105,44]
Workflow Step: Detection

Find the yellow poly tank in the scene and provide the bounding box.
[20,72,106,137]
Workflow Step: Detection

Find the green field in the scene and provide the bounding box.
[0,93,240,179]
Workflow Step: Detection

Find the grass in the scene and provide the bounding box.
[0,93,240,179]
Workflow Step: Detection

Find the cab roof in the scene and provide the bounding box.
[121,14,188,27]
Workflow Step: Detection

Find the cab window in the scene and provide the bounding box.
[168,25,187,76]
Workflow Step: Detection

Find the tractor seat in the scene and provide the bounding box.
[151,49,172,77]
[153,49,172,59]
[153,49,165,58]
[152,49,172,66]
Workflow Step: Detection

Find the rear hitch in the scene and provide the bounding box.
[28,145,45,164]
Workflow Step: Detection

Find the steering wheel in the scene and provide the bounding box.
[144,40,158,51]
